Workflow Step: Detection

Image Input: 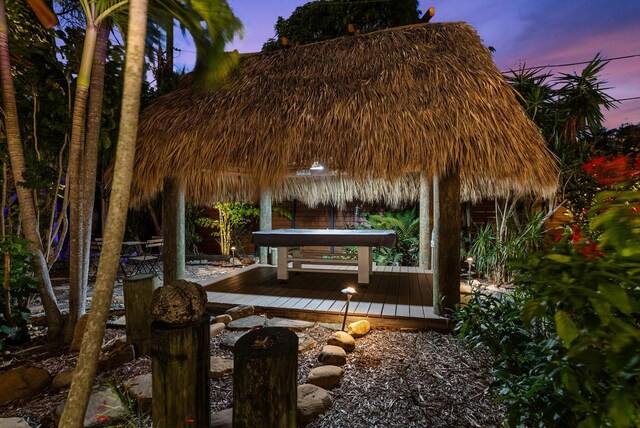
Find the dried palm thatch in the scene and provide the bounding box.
[130,22,557,208]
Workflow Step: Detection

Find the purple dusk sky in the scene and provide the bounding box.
[175,0,640,128]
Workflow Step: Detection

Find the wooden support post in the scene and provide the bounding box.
[277,247,289,280]
[291,248,302,270]
[151,315,210,428]
[162,177,185,282]
[419,172,433,270]
[432,174,461,316]
[123,274,161,356]
[259,188,272,264]
[357,246,371,284]
[233,327,298,428]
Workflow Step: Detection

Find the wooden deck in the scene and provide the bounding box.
[202,264,448,330]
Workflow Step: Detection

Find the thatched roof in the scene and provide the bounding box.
[131,22,558,208]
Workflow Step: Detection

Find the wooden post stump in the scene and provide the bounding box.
[151,315,210,428]
[123,274,161,356]
[233,327,298,428]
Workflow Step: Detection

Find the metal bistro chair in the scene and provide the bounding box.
[128,238,163,276]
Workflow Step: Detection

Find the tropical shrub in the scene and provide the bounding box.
[467,209,546,284]
[352,208,419,266]
[0,237,39,349]
[196,202,259,255]
[456,155,640,427]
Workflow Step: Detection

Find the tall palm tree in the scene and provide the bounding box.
[64,0,242,342]
[0,0,64,338]
[61,1,240,424]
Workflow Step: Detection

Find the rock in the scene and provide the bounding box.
[296,333,317,353]
[210,322,226,337]
[123,373,152,411]
[220,331,248,350]
[297,384,332,424]
[327,331,355,353]
[53,386,126,427]
[210,356,234,378]
[0,366,51,405]
[52,369,74,389]
[227,315,266,330]
[0,417,31,428]
[70,313,90,351]
[240,258,253,265]
[102,335,127,352]
[266,318,315,331]
[215,314,233,324]
[210,408,233,428]
[98,343,135,372]
[347,320,371,338]
[318,322,343,331]
[224,304,254,320]
[110,316,126,326]
[307,365,344,389]
[317,345,347,366]
[150,280,207,323]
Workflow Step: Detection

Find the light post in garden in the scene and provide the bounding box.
[231,246,237,268]
[465,256,475,289]
[341,287,357,331]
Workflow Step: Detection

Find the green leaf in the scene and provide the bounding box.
[598,283,632,314]
[607,390,631,427]
[555,310,579,347]
[589,298,612,326]
[544,254,573,264]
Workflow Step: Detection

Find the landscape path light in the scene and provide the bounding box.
[341,287,357,331]
[231,246,237,268]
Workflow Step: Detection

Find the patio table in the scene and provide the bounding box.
[252,229,396,284]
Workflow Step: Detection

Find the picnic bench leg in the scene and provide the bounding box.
[277,247,289,281]
[358,246,370,284]
[292,248,302,270]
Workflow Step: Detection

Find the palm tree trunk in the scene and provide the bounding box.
[64,25,98,343]
[60,0,149,423]
[80,24,109,293]
[0,0,64,339]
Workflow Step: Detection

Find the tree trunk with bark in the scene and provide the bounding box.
[65,24,98,343]
[80,23,109,300]
[0,0,64,340]
[60,0,149,424]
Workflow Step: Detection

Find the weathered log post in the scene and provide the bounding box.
[433,173,461,316]
[233,327,298,428]
[123,274,161,356]
[150,280,210,428]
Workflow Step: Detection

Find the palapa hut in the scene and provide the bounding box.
[132,22,558,315]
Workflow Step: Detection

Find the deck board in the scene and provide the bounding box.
[203,265,444,329]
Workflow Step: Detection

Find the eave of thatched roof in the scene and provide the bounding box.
[131,22,558,208]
